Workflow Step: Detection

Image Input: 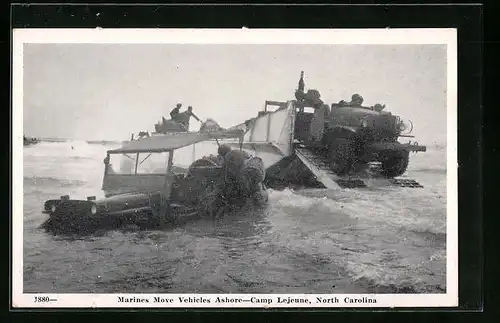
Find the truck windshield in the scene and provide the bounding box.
[172,141,220,169]
[108,152,170,175]
[107,141,225,175]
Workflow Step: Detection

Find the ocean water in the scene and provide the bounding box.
[22,140,447,294]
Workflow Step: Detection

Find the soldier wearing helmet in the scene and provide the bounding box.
[350,94,364,107]
[218,144,232,160]
[374,103,386,112]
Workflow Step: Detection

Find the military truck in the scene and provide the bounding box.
[293,72,426,178]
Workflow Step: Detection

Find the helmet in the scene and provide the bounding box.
[218,144,232,157]
[351,94,364,105]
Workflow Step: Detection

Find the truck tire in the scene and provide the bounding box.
[328,138,355,175]
[381,151,410,178]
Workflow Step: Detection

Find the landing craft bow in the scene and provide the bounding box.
[223,72,427,190]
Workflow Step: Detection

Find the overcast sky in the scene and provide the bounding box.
[23,43,447,144]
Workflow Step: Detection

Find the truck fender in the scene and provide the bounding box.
[324,126,358,141]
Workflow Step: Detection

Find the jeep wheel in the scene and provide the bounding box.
[381,151,410,178]
[328,138,355,175]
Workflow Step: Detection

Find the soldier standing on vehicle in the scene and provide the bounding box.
[170,103,182,121]
[177,106,201,130]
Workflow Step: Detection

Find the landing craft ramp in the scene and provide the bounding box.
[294,146,423,189]
[225,100,424,189]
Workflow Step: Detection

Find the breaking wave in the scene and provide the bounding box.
[23,176,87,188]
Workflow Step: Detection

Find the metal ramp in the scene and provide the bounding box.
[294,147,344,189]
[294,146,424,189]
[388,179,424,188]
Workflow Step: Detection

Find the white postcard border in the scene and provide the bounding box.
[12,28,458,308]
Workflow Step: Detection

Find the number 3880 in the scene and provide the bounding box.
[34,296,50,302]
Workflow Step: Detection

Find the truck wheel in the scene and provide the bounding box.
[328,138,355,175]
[381,151,410,178]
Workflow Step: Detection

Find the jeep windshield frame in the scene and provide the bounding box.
[105,150,174,176]
[101,150,176,197]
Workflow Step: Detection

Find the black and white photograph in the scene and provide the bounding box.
[12,28,458,308]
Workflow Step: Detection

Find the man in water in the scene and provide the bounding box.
[177,106,201,130]
[170,103,182,121]
[218,144,232,161]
